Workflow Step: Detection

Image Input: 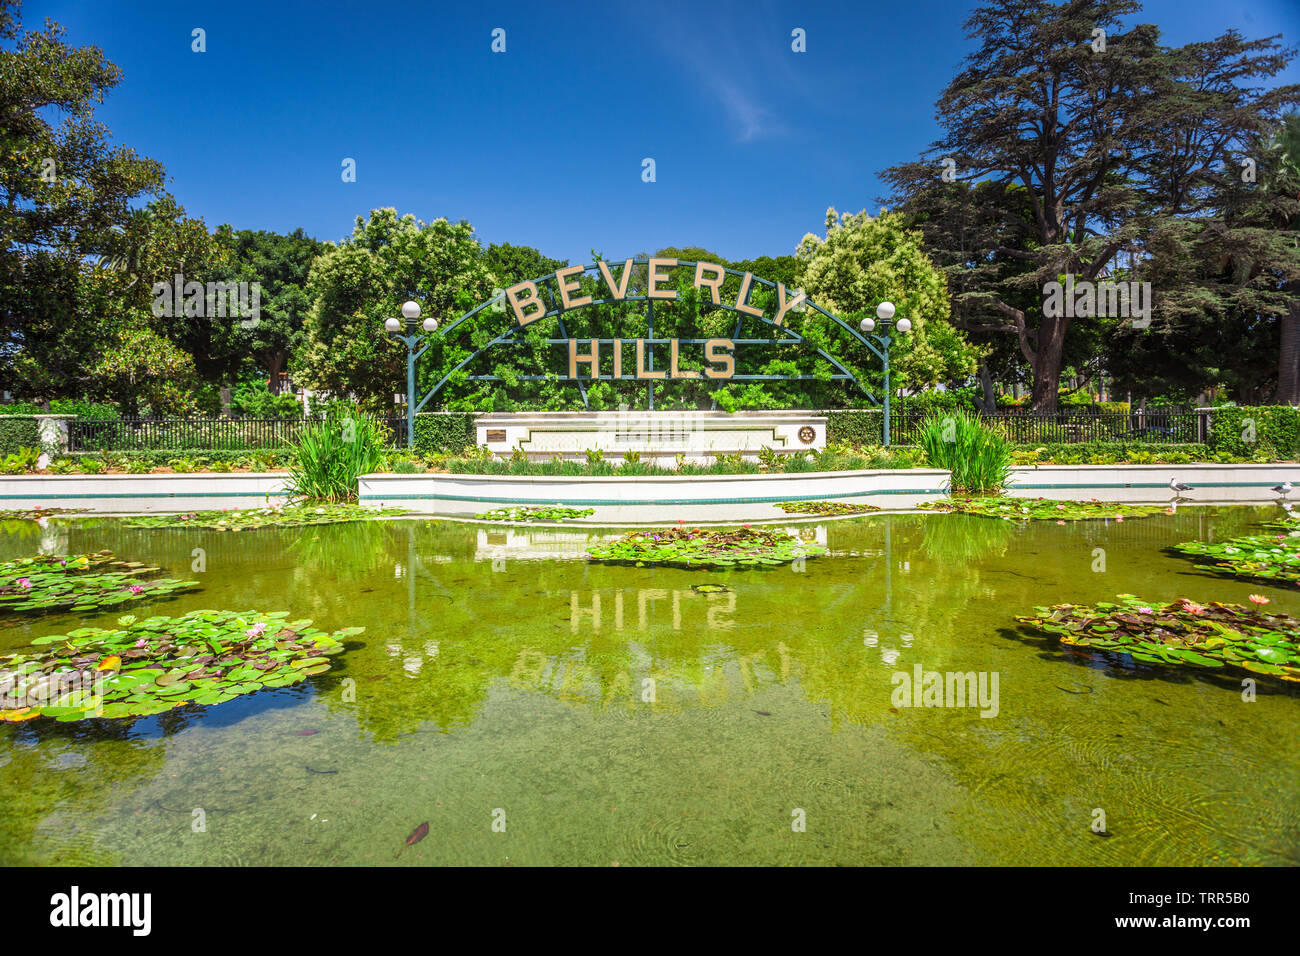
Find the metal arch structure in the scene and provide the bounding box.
[406,258,902,442]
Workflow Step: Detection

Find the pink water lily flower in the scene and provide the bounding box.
[1181,601,1206,615]
[127,585,144,595]
[1248,594,1270,605]
[15,578,31,589]
[1136,606,1154,614]
[246,622,268,639]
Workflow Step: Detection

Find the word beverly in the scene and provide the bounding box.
[49,886,151,936]
[505,258,808,328]
[151,273,261,327]
[1043,274,1152,328]
[890,665,1000,718]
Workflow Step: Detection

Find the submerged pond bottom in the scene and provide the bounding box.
[0,507,1296,866]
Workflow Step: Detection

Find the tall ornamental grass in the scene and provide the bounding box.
[287,414,390,501]
[918,411,1013,495]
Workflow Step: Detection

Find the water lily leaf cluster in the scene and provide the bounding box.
[0,609,364,722]
[473,505,595,522]
[0,508,89,520]
[1016,594,1299,682]
[587,526,825,568]
[121,503,410,530]
[0,552,199,615]
[1172,519,1300,585]
[919,496,1166,521]
[774,500,881,516]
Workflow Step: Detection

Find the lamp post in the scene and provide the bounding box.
[384,300,439,449]
[859,301,912,446]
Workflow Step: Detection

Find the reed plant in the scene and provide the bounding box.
[917,411,1013,494]
[287,414,390,501]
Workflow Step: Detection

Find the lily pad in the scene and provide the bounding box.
[587,525,824,569]
[919,497,1167,521]
[0,551,200,617]
[1016,594,1300,684]
[120,503,410,531]
[0,610,362,722]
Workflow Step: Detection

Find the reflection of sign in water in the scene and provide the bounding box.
[570,588,735,632]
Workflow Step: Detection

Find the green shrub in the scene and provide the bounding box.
[228,379,303,418]
[0,416,42,456]
[413,412,477,455]
[0,447,41,474]
[1209,406,1300,459]
[918,411,1013,494]
[287,414,391,502]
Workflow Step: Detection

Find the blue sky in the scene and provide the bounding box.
[23,0,1300,266]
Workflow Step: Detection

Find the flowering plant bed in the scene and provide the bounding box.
[0,609,362,722]
[0,552,199,616]
[587,526,825,568]
[0,508,90,520]
[473,505,595,522]
[919,496,1166,521]
[1171,519,1300,585]
[1016,594,1299,682]
[120,502,409,530]
[773,500,881,516]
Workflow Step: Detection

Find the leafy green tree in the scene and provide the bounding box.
[294,209,496,413]
[882,0,1299,410]
[796,208,979,394]
[216,227,325,392]
[0,0,165,399]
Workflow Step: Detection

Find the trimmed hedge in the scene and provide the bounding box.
[1012,442,1216,464]
[0,416,43,456]
[1209,406,1300,459]
[413,412,476,455]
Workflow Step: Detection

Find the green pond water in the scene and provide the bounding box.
[0,507,1297,866]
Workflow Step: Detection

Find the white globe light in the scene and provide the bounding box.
[422,317,438,332]
[401,300,421,320]
[896,317,913,333]
[384,317,402,333]
[859,317,876,333]
[876,301,896,321]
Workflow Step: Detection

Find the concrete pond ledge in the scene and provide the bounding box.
[0,462,1293,521]
[357,468,952,520]
[1004,462,1298,503]
[0,472,291,513]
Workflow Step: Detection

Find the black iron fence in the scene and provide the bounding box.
[62,410,1208,453]
[886,409,1205,446]
[68,417,407,453]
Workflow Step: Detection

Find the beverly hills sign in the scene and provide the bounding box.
[502,257,810,381]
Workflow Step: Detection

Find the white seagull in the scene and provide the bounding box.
[1169,476,1194,498]
[1271,481,1293,498]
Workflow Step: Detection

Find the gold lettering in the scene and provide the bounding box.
[704,338,735,378]
[773,282,806,326]
[733,272,764,317]
[568,338,599,378]
[597,258,635,300]
[636,339,666,379]
[693,261,726,304]
[670,338,700,379]
[506,280,547,326]
[555,264,592,310]
[612,338,623,379]
[647,257,678,299]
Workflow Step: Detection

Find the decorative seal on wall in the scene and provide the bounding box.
[798,426,816,444]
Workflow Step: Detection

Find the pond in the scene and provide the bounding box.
[0,507,1296,866]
